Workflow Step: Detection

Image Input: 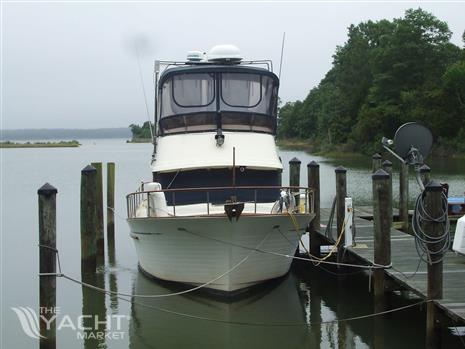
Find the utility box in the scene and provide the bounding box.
[344,197,354,247]
[452,215,465,255]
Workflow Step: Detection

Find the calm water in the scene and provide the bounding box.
[1,139,464,348]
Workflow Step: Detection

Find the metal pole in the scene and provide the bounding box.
[81,165,97,274]
[38,183,57,349]
[335,166,347,266]
[424,181,444,349]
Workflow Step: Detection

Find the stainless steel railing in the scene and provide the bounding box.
[126,186,314,219]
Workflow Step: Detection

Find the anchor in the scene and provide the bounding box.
[224,201,245,221]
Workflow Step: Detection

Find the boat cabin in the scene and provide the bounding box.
[157,65,279,135]
[152,51,282,205]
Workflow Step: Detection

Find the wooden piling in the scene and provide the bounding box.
[308,161,321,257]
[289,157,301,206]
[382,160,393,227]
[372,153,382,173]
[107,162,115,239]
[91,162,104,259]
[399,161,409,230]
[81,165,97,274]
[372,169,391,311]
[420,164,431,187]
[335,166,347,265]
[38,183,57,349]
[424,181,444,349]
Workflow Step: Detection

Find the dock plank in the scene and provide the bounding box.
[315,206,465,323]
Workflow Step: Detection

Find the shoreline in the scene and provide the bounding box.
[0,141,80,148]
[276,138,465,160]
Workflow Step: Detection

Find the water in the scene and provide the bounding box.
[1,139,464,348]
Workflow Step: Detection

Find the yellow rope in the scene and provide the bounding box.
[287,208,350,266]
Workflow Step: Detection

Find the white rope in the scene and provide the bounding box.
[177,227,391,270]
[114,295,429,327]
[48,229,273,299]
[106,204,390,270]
[412,191,450,265]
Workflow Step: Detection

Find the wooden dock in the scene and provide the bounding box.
[314,206,465,324]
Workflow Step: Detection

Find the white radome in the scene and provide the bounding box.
[207,44,243,62]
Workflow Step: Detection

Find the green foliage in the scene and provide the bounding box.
[129,121,153,140]
[278,8,465,155]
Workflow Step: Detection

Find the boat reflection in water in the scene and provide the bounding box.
[128,271,317,349]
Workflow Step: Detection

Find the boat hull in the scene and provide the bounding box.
[127,213,313,292]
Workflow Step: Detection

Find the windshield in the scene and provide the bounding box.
[159,70,278,134]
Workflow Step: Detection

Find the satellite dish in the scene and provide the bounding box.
[394,122,433,163]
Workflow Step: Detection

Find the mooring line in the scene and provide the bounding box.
[38,244,430,327]
[115,295,429,327]
[41,230,273,299]
[107,206,126,221]
[177,227,391,270]
[108,201,388,270]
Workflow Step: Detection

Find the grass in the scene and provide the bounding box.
[0,140,80,148]
[126,138,152,143]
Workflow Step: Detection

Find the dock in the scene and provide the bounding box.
[313,205,465,324]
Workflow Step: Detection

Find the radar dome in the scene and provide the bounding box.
[207,44,243,63]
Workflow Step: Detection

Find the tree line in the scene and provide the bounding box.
[277,8,465,155]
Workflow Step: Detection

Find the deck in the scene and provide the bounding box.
[312,206,465,323]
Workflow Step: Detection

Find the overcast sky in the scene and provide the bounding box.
[1,1,464,129]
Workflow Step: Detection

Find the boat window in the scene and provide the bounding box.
[172,73,215,107]
[158,70,278,135]
[220,74,277,115]
[221,73,262,108]
[160,73,216,118]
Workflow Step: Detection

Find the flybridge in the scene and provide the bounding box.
[153,45,280,137]
[155,45,274,72]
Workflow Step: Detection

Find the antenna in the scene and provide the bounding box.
[135,44,154,141]
[278,32,286,80]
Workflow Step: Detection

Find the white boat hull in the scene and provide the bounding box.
[127,213,313,292]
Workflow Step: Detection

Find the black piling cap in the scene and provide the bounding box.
[289,157,301,164]
[81,164,97,173]
[382,160,392,167]
[372,169,389,180]
[372,153,382,160]
[425,181,442,192]
[38,182,58,196]
[334,166,347,174]
[419,164,431,173]
[307,160,319,168]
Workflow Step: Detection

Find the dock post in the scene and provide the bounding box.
[420,164,431,187]
[372,153,382,173]
[308,161,321,257]
[399,161,409,230]
[81,165,97,274]
[382,160,393,227]
[107,162,115,240]
[289,157,301,207]
[372,169,391,311]
[335,166,347,266]
[91,162,104,260]
[38,183,58,349]
[424,181,444,349]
